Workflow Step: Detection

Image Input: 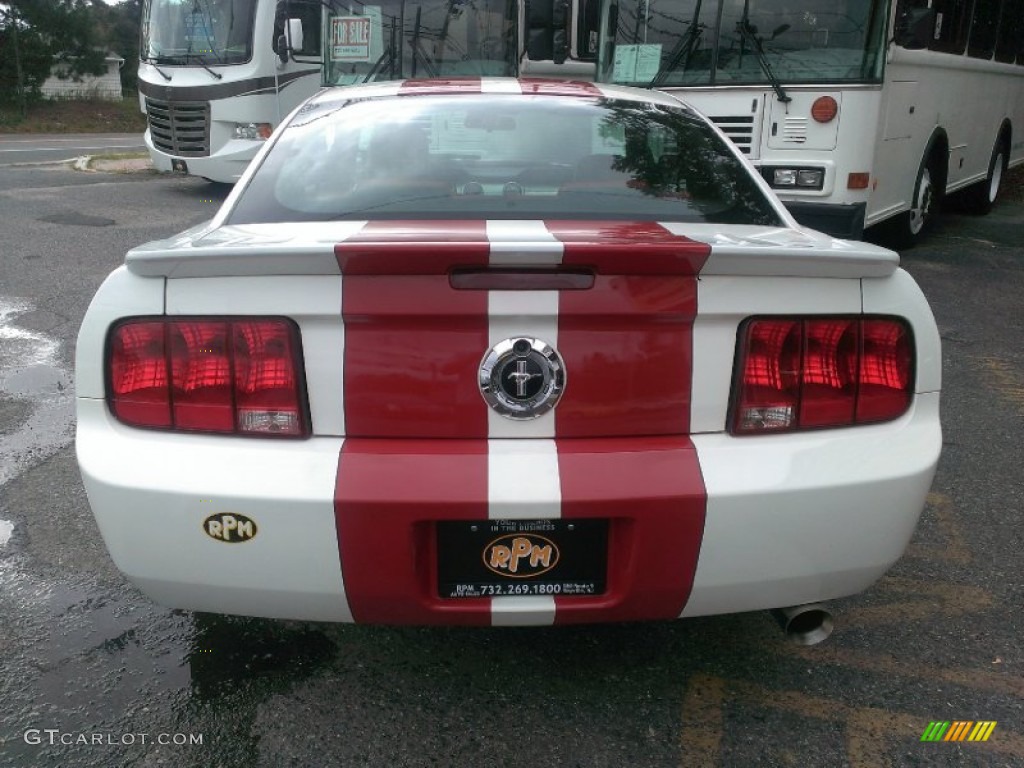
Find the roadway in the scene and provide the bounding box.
[0,134,146,166]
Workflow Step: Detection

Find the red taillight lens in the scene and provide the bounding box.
[233,321,305,435]
[109,321,171,428]
[857,319,913,423]
[108,318,308,437]
[731,317,913,434]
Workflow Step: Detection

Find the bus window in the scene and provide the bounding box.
[995,0,1023,63]
[967,0,1000,59]
[325,0,516,84]
[600,0,887,87]
[928,0,972,54]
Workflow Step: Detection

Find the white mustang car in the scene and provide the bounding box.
[76,78,941,640]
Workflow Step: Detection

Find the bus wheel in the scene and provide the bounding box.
[889,154,942,250]
[963,137,1008,215]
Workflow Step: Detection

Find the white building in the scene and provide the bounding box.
[41,52,124,100]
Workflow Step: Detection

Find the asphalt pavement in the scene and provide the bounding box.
[0,134,146,166]
[0,154,1021,768]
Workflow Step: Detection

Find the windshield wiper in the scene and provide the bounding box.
[186,52,224,80]
[148,53,187,64]
[142,54,174,79]
[650,0,704,87]
[735,18,790,103]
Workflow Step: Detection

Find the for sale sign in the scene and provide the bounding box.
[330,16,371,62]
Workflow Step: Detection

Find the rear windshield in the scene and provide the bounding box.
[227,93,782,226]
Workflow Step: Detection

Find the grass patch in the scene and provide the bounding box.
[0,96,147,134]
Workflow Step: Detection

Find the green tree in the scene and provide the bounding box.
[90,0,142,92]
[0,0,108,111]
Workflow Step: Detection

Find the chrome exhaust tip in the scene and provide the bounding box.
[771,603,834,646]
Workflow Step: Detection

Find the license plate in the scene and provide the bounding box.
[437,519,607,599]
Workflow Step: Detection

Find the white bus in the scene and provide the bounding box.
[594,0,1024,243]
[138,0,596,183]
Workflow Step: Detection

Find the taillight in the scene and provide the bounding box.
[107,318,309,437]
[731,317,913,434]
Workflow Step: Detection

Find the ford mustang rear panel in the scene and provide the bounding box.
[76,80,940,627]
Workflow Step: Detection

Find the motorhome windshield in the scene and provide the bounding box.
[324,0,517,84]
[141,0,258,66]
[598,0,888,87]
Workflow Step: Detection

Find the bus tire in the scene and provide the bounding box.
[963,135,1008,215]
[889,152,943,250]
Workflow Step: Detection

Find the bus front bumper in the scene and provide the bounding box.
[144,129,262,184]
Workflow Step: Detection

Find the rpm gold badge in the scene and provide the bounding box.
[484,533,560,578]
[203,513,258,543]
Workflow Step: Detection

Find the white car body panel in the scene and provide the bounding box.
[683,392,940,617]
[74,267,164,399]
[862,268,943,394]
[76,399,351,621]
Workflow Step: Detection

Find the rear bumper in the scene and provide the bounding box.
[76,392,940,625]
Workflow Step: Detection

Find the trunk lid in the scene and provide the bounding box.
[146,220,898,439]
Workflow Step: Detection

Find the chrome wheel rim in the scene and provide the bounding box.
[989,152,1004,203]
[909,167,933,235]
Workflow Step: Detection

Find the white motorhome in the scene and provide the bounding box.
[138,0,322,182]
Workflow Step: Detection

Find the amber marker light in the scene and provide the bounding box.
[847,173,870,190]
[811,96,839,123]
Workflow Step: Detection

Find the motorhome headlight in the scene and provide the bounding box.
[796,169,825,188]
[233,123,273,141]
[762,167,826,191]
[773,169,798,187]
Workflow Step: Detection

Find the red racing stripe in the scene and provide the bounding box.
[335,439,490,624]
[548,221,708,622]
[335,220,492,275]
[546,220,709,437]
[518,79,603,97]
[336,221,490,438]
[554,437,707,624]
[398,78,483,95]
[335,221,491,623]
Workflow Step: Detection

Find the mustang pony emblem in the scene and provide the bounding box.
[507,360,543,397]
[478,337,566,420]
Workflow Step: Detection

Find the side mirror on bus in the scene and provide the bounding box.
[286,18,305,54]
[525,0,569,64]
[275,13,305,63]
[894,6,935,50]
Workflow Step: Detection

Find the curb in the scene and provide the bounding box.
[74,154,155,173]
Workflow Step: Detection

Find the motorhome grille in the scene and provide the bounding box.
[145,99,210,157]
[710,115,754,154]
